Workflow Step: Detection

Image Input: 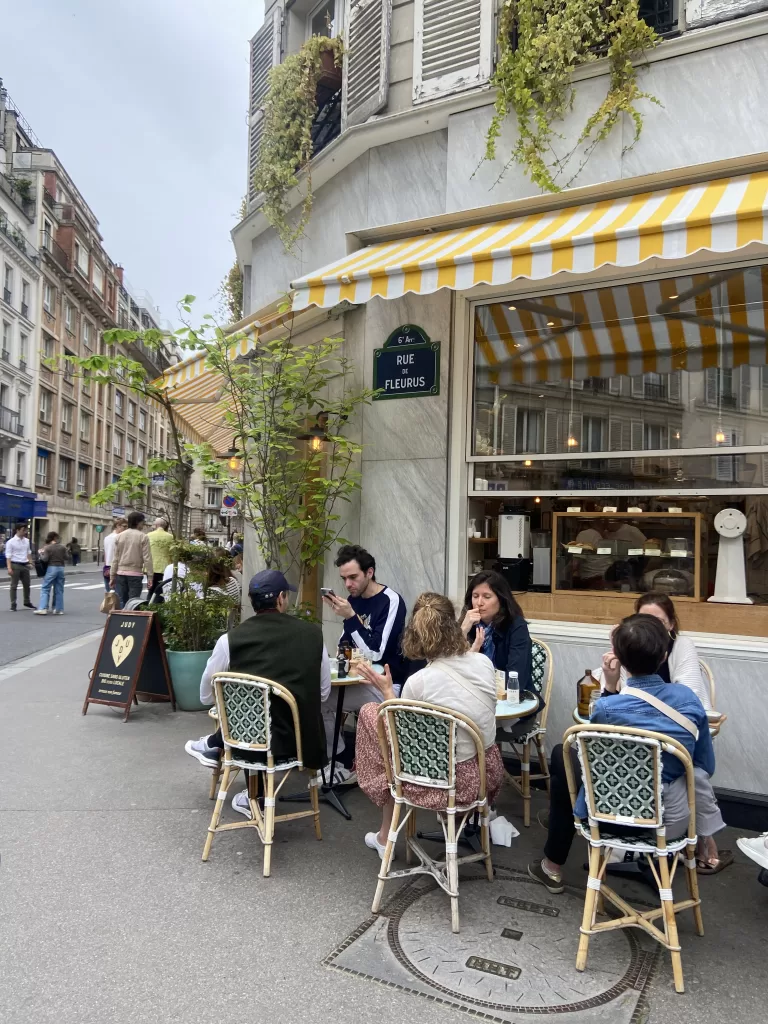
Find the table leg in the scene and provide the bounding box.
[280,682,352,820]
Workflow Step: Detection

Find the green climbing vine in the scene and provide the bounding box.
[253,35,344,251]
[485,0,660,192]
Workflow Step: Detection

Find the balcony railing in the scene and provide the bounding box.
[311,85,342,159]
[41,231,71,273]
[0,215,39,265]
[20,302,29,319]
[3,288,11,305]
[0,405,23,436]
[1,349,9,362]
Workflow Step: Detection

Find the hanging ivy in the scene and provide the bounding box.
[485,0,660,193]
[253,35,344,252]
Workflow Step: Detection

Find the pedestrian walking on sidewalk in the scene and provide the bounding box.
[5,523,34,611]
[34,532,67,615]
[67,537,82,566]
[110,511,153,607]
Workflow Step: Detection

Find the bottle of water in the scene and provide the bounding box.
[506,670,520,705]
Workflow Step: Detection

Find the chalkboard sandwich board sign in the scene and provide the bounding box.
[83,611,176,722]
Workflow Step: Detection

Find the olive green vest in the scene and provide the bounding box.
[227,611,327,769]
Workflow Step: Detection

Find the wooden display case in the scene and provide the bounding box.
[552,511,705,602]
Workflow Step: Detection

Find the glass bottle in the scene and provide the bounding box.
[577,668,601,717]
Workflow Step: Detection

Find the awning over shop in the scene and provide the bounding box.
[158,307,291,452]
[290,171,768,311]
[0,486,47,521]
[475,265,768,384]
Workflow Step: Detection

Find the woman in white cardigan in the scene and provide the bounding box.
[595,592,711,709]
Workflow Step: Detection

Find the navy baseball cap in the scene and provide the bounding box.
[248,569,296,598]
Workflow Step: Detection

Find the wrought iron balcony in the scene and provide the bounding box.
[0,405,23,436]
[41,231,71,273]
[0,215,39,265]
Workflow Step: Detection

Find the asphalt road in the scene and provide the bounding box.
[0,562,126,663]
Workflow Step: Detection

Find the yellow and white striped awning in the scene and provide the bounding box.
[475,265,768,384]
[159,308,291,451]
[291,172,768,310]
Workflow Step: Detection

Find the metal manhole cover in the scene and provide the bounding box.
[325,868,657,1023]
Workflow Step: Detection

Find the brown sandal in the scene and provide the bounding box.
[696,849,734,875]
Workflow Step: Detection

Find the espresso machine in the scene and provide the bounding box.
[494,506,531,591]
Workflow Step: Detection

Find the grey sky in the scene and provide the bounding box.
[1,0,264,325]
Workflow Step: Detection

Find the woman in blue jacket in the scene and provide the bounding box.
[461,570,538,736]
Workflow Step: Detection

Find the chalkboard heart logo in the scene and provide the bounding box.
[112,634,134,668]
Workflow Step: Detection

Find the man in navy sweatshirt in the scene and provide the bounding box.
[322,544,408,781]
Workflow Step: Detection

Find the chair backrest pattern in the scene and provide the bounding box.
[219,678,269,748]
[578,732,662,825]
[698,658,716,708]
[390,707,455,787]
[531,640,547,695]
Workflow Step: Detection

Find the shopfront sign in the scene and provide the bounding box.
[373,325,440,401]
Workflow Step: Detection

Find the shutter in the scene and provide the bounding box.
[669,420,682,470]
[343,0,391,129]
[667,371,681,404]
[544,410,561,454]
[739,366,751,410]
[569,379,584,390]
[247,9,282,203]
[631,419,644,473]
[567,414,582,452]
[714,431,734,483]
[631,375,644,398]
[608,419,630,469]
[413,0,494,103]
[609,377,621,395]
[705,367,718,406]
[500,402,516,455]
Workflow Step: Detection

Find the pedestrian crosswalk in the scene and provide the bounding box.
[0,582,115,592]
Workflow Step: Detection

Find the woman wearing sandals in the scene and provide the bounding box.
[34,532,67,615]
[354,592,504,859]
[594,591,731,875]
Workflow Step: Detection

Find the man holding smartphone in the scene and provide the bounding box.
[322,544,408,782]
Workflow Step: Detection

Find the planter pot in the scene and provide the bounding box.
[317,48,342,89]
[166,649,212,712]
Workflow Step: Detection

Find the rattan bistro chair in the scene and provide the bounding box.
[372,699,494,934]
[563,723,703,995]
[501,637,554,826]
[202,672,322,877]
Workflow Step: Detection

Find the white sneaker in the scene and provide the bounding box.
[737,833,768,870]
[314,764,357,787]
[33,609,47,615]
[231,790,252,819]
[365,832,387,860]
[53,610,64,615]
[184,736,221,769]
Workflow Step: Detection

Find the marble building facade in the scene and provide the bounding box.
[233,3,768,802]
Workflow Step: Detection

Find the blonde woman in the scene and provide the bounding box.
[356,592,504,858]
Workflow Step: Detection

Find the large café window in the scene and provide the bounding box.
[469,265,768,605]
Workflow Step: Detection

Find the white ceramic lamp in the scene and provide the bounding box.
[707,508,752,604]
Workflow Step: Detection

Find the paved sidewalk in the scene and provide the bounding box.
[1,636,766,1024]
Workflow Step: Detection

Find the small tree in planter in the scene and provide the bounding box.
[156,541,238,711]
[178,306,378,613]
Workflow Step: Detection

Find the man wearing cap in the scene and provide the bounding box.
[184,570,331,819]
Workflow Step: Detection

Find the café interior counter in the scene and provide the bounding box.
[517,591,768,637]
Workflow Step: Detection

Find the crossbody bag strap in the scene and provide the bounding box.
[623,686,699,740]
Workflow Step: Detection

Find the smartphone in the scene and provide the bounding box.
[320,588,336,599]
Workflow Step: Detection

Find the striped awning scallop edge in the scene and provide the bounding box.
[290,172,768,311]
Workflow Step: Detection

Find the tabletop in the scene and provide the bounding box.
[496,695,539,721]
[330,673,365,687]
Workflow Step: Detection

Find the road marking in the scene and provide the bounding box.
[67,584,108,590]
[0,630,102,682]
